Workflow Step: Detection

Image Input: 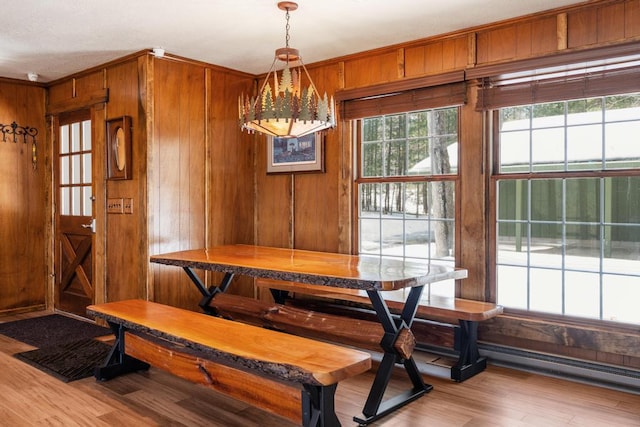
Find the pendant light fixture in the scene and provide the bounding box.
[239,1,335,139]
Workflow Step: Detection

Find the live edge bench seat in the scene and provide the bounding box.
[245,279,502,382]
[87,299,371,427]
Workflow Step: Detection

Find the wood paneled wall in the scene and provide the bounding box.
[0,80,47,312]
[148,59,207,309]
[147,58,255,309]
[45,53,254,312]
[104,59,148,303]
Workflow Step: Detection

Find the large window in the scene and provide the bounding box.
[495,94,640,324]
[358,107,458,298]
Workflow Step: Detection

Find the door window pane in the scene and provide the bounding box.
[71,122,81,152]
[60,156,70,185]
[82,120,92,150]
[72,187,81,216]
[60,125,69,154]
[71,154,81,184]
[83,186,92,216]
[83,154,92,183]
[60,188,70,215]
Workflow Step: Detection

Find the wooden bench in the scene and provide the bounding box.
[87,299,371,427]
[213,279,502,382]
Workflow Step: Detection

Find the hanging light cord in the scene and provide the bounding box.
[285,8,291,49]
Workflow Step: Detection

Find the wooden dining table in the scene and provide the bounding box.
[150,244,468,425]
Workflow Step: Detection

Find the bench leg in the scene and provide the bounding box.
[302,384,340,427]
[94,322,150,381]
[451,319,487,382]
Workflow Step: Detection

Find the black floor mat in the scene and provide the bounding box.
[0,314,110,348]
[0,314,113,382]
[14,338,112,383]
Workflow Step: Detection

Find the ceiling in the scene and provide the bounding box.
[1,0,588,83]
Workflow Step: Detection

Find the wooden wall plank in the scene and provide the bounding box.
[92,103,106,306]
[625,0,640,37]
[255,152,293,249]
[451,36,470,70]
[293,64,343,253]
[344,51,399,88]
[47,80,74,107]
[208,70,255,247]
[207,68,256,297]
[404,45,425,77]
[515,22,533,58]
[75,71,105,99]
[0,81,47,311]
[598,1,627,42]
[568,7,598,48]
[531,16,559,56]
[424,42,444,74]
[105,60,147,303]
[477,26,517,64]
[405,36,468,78]
[150,59,206,310]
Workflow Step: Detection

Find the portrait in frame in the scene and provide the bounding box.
[267,132,324,174]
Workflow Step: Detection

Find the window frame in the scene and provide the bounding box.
[353,107,462,299]
[488,99,640,325]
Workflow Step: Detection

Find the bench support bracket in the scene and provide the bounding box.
[452,319,487,382]
[94,321,150,381]
[302,384,340,427]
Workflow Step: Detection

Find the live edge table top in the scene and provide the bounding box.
[150,244,467,291]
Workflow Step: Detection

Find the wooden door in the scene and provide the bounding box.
[55,111,95,316]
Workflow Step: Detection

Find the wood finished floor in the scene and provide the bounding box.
[0,311,638,426]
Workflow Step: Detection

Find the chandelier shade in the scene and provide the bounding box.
[239,2,335,139]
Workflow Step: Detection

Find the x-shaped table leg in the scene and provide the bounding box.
[354,285,432,425]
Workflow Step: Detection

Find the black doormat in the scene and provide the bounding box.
[0,314,113,382]
[0,314,110,348]
[15,338,112,383]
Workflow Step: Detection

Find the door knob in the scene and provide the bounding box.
[81,218,96,233]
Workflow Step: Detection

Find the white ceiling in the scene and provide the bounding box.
[1,0,587,83]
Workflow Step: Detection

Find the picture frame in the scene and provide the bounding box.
[267,132,325,174]
[106,116,132,180]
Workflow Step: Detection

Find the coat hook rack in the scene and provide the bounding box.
[1,121,39,169]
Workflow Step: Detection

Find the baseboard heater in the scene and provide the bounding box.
[478,343,640,395]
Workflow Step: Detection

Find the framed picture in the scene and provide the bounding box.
[267,132,324,174]
[106,116,132,180]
